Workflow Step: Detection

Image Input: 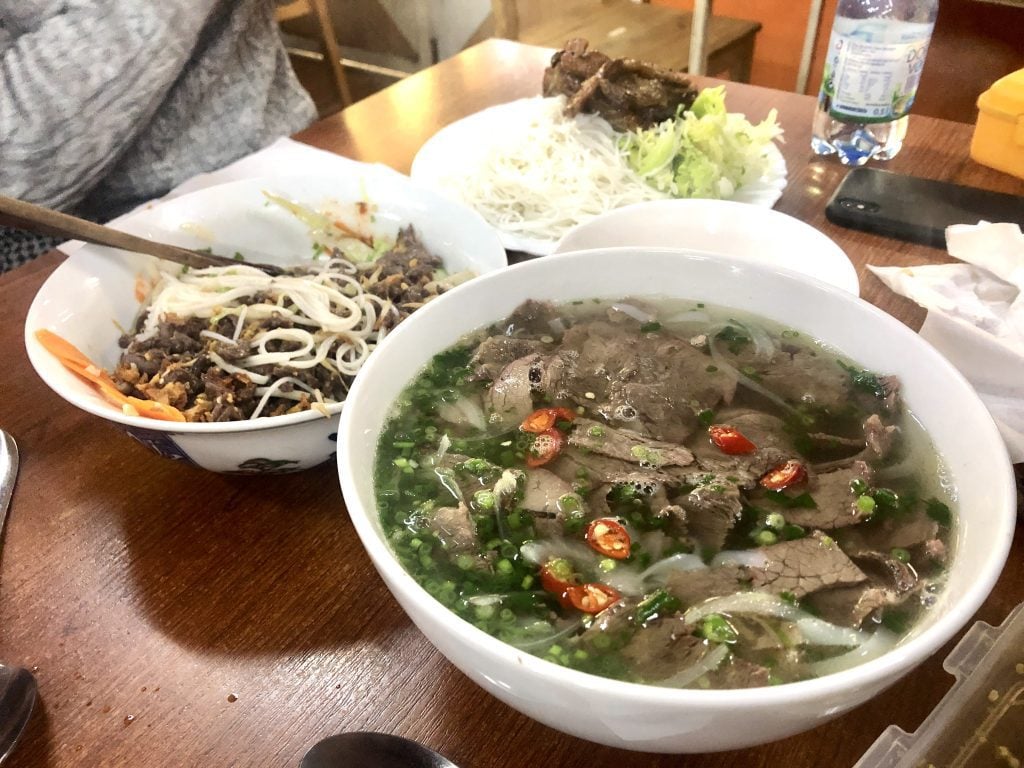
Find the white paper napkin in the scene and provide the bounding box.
[59,138,404,255]
[868,222,1024,461]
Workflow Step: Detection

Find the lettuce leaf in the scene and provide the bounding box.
[619,86,783,200]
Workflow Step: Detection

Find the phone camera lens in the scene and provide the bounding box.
[839,198,880,213]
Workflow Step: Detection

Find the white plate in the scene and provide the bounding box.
[554,199,860,295]
[410,97,788,256]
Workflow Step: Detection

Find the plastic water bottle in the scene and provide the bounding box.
[811,0,939,166]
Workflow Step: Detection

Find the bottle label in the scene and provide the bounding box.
[821,17,933,123]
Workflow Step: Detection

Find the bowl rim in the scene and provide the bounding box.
[22,170,508,434]
[338,245,1017,706]
[553,198,860,296]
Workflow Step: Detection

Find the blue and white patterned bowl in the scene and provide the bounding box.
[24,171,507,473]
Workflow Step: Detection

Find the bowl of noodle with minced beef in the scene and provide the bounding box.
[24,172,507,473]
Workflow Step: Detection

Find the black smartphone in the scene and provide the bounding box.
[824,167,1024,249]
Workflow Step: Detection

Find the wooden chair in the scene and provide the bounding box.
[490,0,761,83]
[276,0,353,108]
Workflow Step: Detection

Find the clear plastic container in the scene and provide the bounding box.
[855,601,1024,768]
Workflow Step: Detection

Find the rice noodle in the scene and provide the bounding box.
[199,329,237,346]
[207,351,270,386]
[250,376,324,419]
[232,304,248,342]
[334,336,371,376]
[435,97,668,242]
[136,257,389,419]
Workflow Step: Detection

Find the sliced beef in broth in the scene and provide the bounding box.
[375,297,954,690]
[750,532,867,599]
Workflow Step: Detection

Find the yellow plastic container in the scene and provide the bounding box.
[970,68,1024,180]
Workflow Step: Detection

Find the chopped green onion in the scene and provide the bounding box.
[474,603,496,620]
[856,494,876,516]
[634,589,681,625]
[926,498,952,527]
[780,523,806,541]
[890,547,911,563]
[700,614,738,644]
[753,529,778,546]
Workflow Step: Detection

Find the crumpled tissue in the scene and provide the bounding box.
[868,222,1024,462]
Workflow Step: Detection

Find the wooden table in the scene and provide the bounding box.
[2,39,1022,768]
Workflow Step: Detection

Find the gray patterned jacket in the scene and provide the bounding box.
[0,0,318,271]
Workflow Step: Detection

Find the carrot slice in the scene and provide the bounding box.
[34,329,186,423]
[125,396,187,423]
[134,275,151,304]
[35,329,95,371]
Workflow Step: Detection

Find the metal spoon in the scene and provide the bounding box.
[0,431,37,764]
[299,732,458,768]
[0,666,35,765]
[0,193,283,276]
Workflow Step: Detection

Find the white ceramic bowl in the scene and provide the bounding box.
[337,247,1016,752]
[25,172,507,474]
[554,199,860,295]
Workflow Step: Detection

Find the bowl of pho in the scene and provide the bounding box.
[337,247,1015,752]
[25,172,507,474]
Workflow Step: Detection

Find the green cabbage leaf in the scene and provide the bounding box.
[619,86,783,200]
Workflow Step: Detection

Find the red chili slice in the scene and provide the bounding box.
[708,425,757,455]
[585,518,631,560]
[520,407,577,434]
[539,560,577,608]
[526,428,565,467]
[567,583,621,614]
[759,460,807,490]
